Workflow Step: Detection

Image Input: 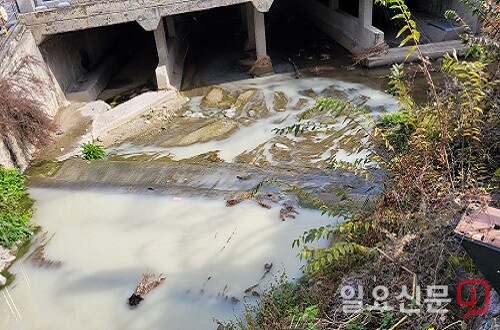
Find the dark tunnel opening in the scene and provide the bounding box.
[40,22,158,105]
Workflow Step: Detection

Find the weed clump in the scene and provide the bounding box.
[0,166,33,249]
[81,141,106,160]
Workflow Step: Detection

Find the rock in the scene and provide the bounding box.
[234,89,257,113]
[299,88,317,98]
[320,85,348,100]
[0,275,6,286]
[273,91,289,112]
[200,87,233,110]
[249,56,274,77]
[244,90,270,119]
[351,94,370,107]
[293,98,310,111]
[165,120,239,146]
[0,246,15,271]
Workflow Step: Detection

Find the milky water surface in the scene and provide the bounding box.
[1,188,328,329]
[108,74,399,163]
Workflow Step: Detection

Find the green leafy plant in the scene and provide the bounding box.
[81,141,106,160]
[0,166,34,249]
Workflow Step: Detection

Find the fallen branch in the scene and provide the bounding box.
[128,271,166,308]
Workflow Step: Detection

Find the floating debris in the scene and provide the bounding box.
[244,283,259,294]
[261,262,273,280]
[225,192,251,207]
[254,195,271,209]
[26,232,62,269]
[279,204,299,221]
[128,271,166,309]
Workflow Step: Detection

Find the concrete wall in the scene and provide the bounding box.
[0,26,66,170]
[407,0,481,32]
[39,25,122,93]
[299,0,384,53]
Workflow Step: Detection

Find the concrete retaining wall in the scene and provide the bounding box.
[0,25,66,170]
[299,0,384,53]
[408,0,481,33]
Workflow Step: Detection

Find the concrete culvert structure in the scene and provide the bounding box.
[39,23,158,104]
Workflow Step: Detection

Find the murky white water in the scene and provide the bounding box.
[1,188,328,330]
[108,74,398,163]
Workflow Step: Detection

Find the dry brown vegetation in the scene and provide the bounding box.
[0,56,56,149]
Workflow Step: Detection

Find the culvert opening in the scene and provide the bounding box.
[97,23,158,106]
[40,22,158,105]
[180,0,349,90]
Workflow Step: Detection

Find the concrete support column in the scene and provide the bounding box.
[329,0,339,10]
[253,7,267,59]
[358,0,373,27]
[153,18,171,90]
[244,3,256,51]
[16,0,35,13]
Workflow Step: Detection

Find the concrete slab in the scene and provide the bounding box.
[29,159,382,203]
[92,90,177,136]
[56,90,179,161]
[365,40,468,67]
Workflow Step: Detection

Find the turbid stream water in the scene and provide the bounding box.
[1,188,328,329]
[107,74,399,166]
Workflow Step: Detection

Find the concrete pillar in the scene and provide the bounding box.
[153,18,171,90]
[166,16,176,38]
[253,7,267,59]
[244,3,256,51]
[358,0,373,27]
[16,0,35,13]
[329,0,339,10]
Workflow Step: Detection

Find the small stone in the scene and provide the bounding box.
[182,110,193,117]
[248,110,255,117]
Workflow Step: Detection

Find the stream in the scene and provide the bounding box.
[1,189,328,329]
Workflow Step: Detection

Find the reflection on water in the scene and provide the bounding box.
[1,188,328,329]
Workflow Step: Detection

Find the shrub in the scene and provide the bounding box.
[0,57,56,149]
[0,166,33,249]
[377,112,415,153]
[81,141,106,160]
